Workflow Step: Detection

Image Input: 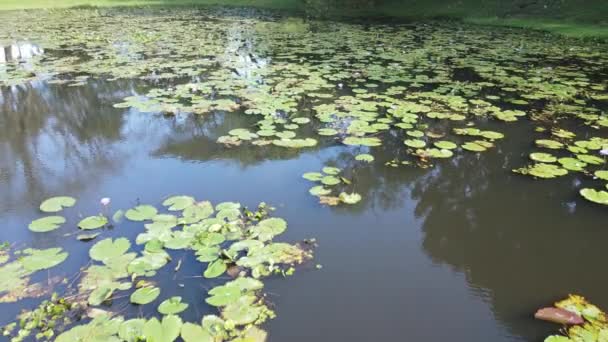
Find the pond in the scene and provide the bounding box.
[0,6,607,342]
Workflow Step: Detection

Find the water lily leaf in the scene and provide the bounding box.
[462,142,487,152]
[28,216,66,232]
[536,139,564,149]
[112,210,125,224]
[355,154,374,162]
[77,232,101,241]
[580,188,608,205]
[321,176,340,186]
[126,205,158,221]
[595,170,608,181]
[204,259,227,278]
[404,139,426,148]
[158,296,189,315]
[142,315,182,342]
[39,196,76,213]
[206,284,241,307]
[343,136,381,147]
[90,238,131,263]
[216,202,240,211]
[434,141,457,150]
[119,319,146,341]
[180,323,213,342]
[163,196,195,211]
[309,186,331,196]
[322,167,340,175]
[79,215,108,230]
[250,218,287,241]
[530,152,557,163]
[577,154,604,165]
[302,172,323,181]
[130,286,161,305]
[55,315,122,342]
[222,295,262,325]
[196,246,220,263]
[558,157,586,172]
[317,128,338,136]
[339,192,362,204]
[19,248,68,272]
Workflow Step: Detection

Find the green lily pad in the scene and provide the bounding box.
[321,176,341,186]
[141,315,182,342]
[90,238,131,263]
[206,284,241,307]
[79,215,108,230]
[536,139,564,149]
[595,170,608,181]
[125,205,158,221]
[158,296,189,315]
[355,154,374,162]
[302,172,323,181]
[462,142,487,152]
[19,248,68,272]
[130,286,161,305]
[580,188,608,205]
[434,141,457,150]
[530,152,557,163]
[339,192,362,204]
[28,216,66,232]
[577,154,604,165]
[309,186,331,196]
[404,139,426,148]
[180,323,213,342]
[39,196,76,213]
[322,167,340,175]
[162,196,195,211]
[204,259,227,278]
[558,158,587,172]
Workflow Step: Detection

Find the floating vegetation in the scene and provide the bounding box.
[536,295,608,341]
[0,7,606,206]
[3,195,314,341]
[0,247,68,303]
[303,167,360,206]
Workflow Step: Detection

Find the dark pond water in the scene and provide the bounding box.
[0,6,607,342]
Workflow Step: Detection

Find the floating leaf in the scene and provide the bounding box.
[142,315,182,342]
[339,192,362,204]
[580,188,608,205]
[28,216,65,232]
[158,296,189,315]
[163,196,195,211]
[530,152,557,163]
[130,286,161,305]
[39,196,76,213]
[89,238,131,263]
[309,186,331,196]
[355,154,374,162]
[125,205,158,221]
[321,176,340,186]
[302,172,323,181]
[79,215,108,230]
[20,248,68,272]
[180,323,212,342]
[204,259,227,278]
[77,232,101,241]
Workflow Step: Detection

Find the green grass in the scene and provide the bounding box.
[0,0,606,39]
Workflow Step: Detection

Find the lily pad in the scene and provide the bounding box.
[28,216,66,232]
[158,296,189,315]
[125,205,158,221]
[130,286,161,305]
[204,259,227,278]
[530,152,557,163]
[580,188,608,205]
[89,238,131,263]
[79,215,108,230]
[339,192,362,204]
[39,196,76,213]
[302,172,323,181]
[162,196,195,211]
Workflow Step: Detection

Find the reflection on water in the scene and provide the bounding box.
[0,42,43,63]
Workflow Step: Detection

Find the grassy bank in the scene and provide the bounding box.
[0,0,606,39]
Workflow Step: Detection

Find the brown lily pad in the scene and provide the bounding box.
[535,307,584,325]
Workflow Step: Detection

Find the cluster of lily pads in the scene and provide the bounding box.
[3,195,314,341]
[514,131,608,205]
[536,295,608,342]
[302,166,361,205]
[1,7,607,206]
